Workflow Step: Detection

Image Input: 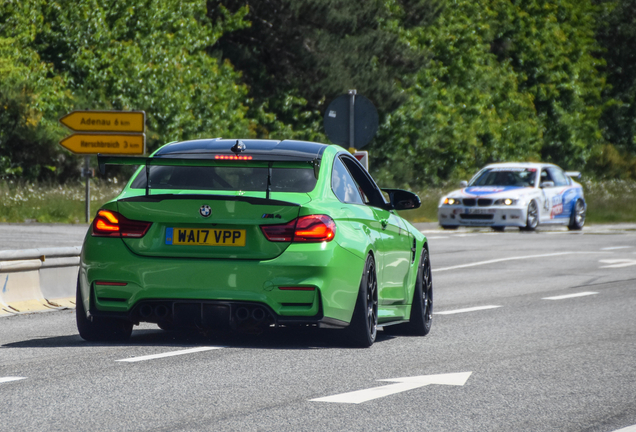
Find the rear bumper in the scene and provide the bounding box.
[437,205,526,227]
[89,296,349,329]
[79,235,365,325]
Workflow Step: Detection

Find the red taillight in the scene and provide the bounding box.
[260,215,336,243]
[214,155,253,160]
[92,210,152,238]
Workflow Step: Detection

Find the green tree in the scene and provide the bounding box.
[0,3,74,180]
[0,0,252,181]
[373,0,541,187]
[209,0,440,140]
[489,0,606,169]
[595,0,636,179]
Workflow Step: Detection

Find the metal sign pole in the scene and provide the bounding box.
[348,89,356,149]
[84,156,90,223]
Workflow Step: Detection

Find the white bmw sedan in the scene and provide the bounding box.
[438,163,587,231]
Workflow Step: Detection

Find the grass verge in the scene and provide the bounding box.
[1,179,635,225]
[0,179,123,223]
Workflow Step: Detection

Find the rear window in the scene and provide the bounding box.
[130,166,317,192]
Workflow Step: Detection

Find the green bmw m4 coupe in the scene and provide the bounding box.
[77,138,432,347]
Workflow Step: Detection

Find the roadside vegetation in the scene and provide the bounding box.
[1,1,636,220]
[2,178,635,225]
[0,180,122,224]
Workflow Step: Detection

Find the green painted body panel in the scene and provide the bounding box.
[80,230,365,322]
[80,143,428,327]
[117,197,302,259]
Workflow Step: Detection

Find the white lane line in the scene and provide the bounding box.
[542,292,598,300]
[433,251,608,273]
[116,346,223,363]
[0,377,26,384]
[434,305,502,315]
[599,259,636,268]
[611,425,636,432]
[601,246,633,250]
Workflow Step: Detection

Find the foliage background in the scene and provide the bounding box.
[1,0,635,189]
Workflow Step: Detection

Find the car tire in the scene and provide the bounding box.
[520,200,539,231]
[346,254,378,348]
[568,199,586,231]
[384,247,433,336]
[76,277,133,342]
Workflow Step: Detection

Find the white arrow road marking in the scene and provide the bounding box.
[116,346,223,363]
[434,305,502,315]
[599,259,636,268]
[310,372,472,404]
[434,251,608,273]
[542,292,598,300]
[612,425,636,432]
[0,377,26,384]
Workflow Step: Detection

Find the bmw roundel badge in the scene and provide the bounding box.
[199,205,212,218]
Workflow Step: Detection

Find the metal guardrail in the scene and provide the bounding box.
[0,247,81,316]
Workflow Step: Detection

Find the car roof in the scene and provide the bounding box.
[481,162,559,170]
[154,138,328,161]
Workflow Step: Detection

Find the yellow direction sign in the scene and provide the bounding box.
[59,133,145,155]
[60,110,145,133]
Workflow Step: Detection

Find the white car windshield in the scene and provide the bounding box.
[469,168,537,187]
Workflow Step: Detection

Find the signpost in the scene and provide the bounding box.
[324,90,378,170]
[59,110,146,222]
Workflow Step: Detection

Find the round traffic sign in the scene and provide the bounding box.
[324,93,378,148]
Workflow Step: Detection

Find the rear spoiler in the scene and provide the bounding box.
[565,171,581,179]
[97,154,322,199]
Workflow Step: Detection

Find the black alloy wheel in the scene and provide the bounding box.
[384,247,433,336]
[346,254,378,347]
[407,247,433,335]
[76,276,133,342]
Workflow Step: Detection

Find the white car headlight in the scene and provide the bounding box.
[442,197,462,205]
[494,198,517,206]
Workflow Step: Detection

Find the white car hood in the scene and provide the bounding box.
[447,186,535,199]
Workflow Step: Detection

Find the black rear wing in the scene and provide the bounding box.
[97,154,322,198]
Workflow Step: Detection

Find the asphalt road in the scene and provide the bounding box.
[1,223,636,431]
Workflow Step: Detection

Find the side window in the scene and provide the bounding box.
[341,156,388,209]
[548,167,569,187]
[540,169,553,185]
[331,157,365,204]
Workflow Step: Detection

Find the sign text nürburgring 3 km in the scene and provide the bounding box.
[59,110,146,155]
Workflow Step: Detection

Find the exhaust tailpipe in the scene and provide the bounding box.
[155,304,169,319]
[251,308,266,321]
[139,304,153,319]
[236,307,250,321]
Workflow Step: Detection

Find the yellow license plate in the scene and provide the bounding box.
[166,228,246,246]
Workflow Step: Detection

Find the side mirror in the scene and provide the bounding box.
[381,188,421,211]
[540,181,555,188]
[460,180,468,188]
